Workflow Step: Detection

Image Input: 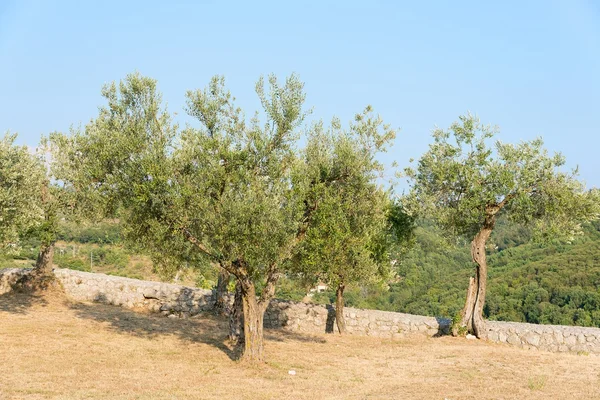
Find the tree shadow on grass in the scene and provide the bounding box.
[0,268,60,314]
[434,316,451,337]
[265,329,327,344]
[0,291,49,314]
[68,298,327,361]
[68,299,239,360]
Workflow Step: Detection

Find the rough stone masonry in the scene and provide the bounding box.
[2,267,600,354]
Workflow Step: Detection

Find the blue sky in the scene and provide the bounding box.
[1,0,599,189]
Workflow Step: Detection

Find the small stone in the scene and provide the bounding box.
[565,336,577,346]
[525,334,541,347]
[288,370,296,376]
[466,334,476,340]
[488,332,499,342]
[507,334,521,345]
[553,331,564,344]
[498,331,508,343]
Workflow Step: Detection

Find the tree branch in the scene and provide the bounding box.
[497,192,515,210]
[259,263,279,308]
[180,227,218,260]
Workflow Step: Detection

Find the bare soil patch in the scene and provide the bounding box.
[1,291,599,400]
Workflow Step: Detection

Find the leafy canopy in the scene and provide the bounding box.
[0,133,45,248]
[404,113,600,241]
[292,108,401,288]
[52,72,309,285]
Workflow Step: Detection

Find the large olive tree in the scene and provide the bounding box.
[52,73,311,362]
[404,114,600,338]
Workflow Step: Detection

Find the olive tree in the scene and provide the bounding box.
[0,133,44,250]
[27,139,69,278]
[0,134,61,289]
[52,73,310,362]
[404,114,600,338]
[292,110,399,333]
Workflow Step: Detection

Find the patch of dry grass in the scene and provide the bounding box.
[1,291,600,400]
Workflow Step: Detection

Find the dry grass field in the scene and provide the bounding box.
[1,291,600,400]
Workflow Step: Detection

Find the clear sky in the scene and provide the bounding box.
[1,0,599,190]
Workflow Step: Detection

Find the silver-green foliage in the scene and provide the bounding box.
[0,133,44,249]
[53,72,308,277]
[293,108,397,290]
[404,113,600,242]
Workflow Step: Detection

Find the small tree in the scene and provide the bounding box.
[0,134,61,289]
[404,114,600,338]
[0,135,75,289]
[28,139,68,278]
[53,73,310,362]
[292,109,398,333]
[0,133,44,250]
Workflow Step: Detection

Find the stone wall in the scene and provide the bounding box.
[52,269,450,338]
[486,320,600,354]
[53,268,216,316]
[0,268,27,295]
[264,300,449,339]
[2,267,600,354]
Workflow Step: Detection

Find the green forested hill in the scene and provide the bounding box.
[485,223,600,326]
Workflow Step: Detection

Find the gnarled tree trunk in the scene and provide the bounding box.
[335,283,346,334]
[454,276,476,336]
[240,282,266,362]
[236,265,278,363]
[14,242,55,292]
[221,258,279,362]
[214,267,231,315]
[459,214,496,338]
[26,179,56,287]
[34,243,55,276]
